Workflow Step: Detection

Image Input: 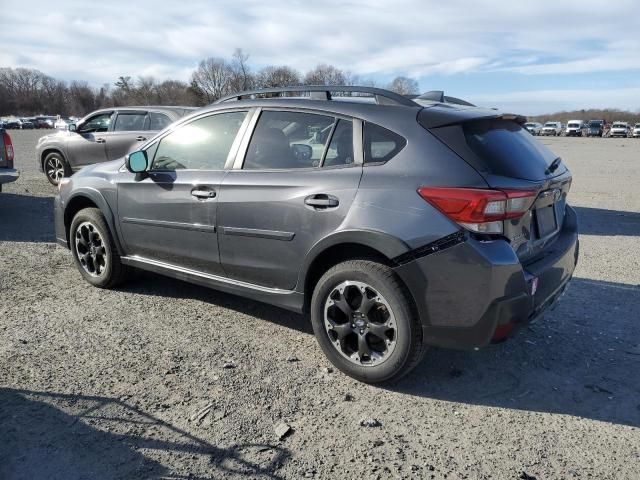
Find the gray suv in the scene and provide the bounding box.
[36,106,194,185]
[53,86,579,383]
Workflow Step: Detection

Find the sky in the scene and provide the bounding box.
[1,0,639,115]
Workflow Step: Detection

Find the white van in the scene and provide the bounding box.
[565,120,585,137]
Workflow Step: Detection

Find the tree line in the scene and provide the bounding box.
[0,49,420,117]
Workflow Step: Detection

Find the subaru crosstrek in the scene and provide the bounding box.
[54,86,579,383]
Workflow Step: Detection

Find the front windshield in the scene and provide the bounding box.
[589,122,601,127]
[568,123,580,128]
[635,124,640,128]
[544,123,556,127]
[612,124,625,128]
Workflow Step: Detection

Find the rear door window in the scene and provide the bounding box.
[113,113,146,132]
[363,123,406,164]
[147,112,172,131]
[243,111,335,169]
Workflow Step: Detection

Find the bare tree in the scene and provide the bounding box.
[191,57,233,102]
[303,64,346,86]
[230,48,253,92]
[255,66,302,89]
[387,76,420,95]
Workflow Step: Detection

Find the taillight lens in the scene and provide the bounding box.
[417,187,538,234]
[2,131,14,168]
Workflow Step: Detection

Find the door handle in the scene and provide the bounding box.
[136,136,146,141]
[191,187,216,199]
[305,194,339,209]
[95,138,106,144]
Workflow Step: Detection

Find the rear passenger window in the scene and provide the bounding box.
[151,111,247,171]
[148,112,172,131]
[244,111,335,169]
[364,123,406,164]
[113,113,146,132]
[323,120,354,167]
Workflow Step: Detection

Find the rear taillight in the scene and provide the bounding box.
[417,187,538,234]
[2,131,14,168]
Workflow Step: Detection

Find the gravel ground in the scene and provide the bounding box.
[1,129,639,480]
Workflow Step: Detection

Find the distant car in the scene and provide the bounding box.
[524,122,542,135]
[4,119,22,129]
[541,121,563,136]
[19,118,35,129]
[37,106,194,185]
[632,123,640,138]
[585,119,605,137]
[54,117,71,130]
[34,117,55,129]
[565,120,585,137]
[0,128,18,192]
[609,122,630,138]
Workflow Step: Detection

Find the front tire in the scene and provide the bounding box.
[44,152,70,186]
[70,208,130,288]
[310,260,424,383]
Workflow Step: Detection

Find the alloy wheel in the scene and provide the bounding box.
[324,280,397,366]
[46,156,65,184]
[74,221,108,277]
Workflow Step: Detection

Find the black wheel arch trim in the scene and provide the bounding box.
[295,229,410,293]
[64,188,124,255]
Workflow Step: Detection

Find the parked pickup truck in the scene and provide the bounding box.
[0,128,18,192]
[541,121,563,136]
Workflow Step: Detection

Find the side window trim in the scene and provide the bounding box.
[231,108,262,170]
[148,109,252,172]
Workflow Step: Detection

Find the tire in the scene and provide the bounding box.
[70,208,130,288]
[310,260,424,383]
[43,151,70,186]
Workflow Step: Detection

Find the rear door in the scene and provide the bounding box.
[117,109,250,275]
[105,110,149,161]
[67,112,113,168]
[217,108,363,290]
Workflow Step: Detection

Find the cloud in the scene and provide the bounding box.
[1,0,639,112]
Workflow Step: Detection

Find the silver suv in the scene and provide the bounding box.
[36,106,194,185]
[54,86,578,383]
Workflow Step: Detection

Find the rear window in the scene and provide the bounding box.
[428,118,562,181]
[462,119,560,180]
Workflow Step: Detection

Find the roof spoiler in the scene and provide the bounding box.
[414,91,476,107]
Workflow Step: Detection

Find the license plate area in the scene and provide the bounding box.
[535,205,557,238]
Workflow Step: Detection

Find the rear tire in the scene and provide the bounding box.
[44,152,70,186]
[310,260,424,383]
[70,208,130,288]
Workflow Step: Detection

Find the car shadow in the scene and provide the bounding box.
[391,277,640,428]
[0,387,290,480]
[118,271,313,335]
[574,206,640,236]
[0,193,55,242]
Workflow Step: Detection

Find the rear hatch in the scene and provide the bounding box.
[419,110,572,262]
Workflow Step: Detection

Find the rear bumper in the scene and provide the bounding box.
[0,168,19,184]
[394,206,579,350]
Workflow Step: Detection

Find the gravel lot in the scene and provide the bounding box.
[1,129,639,480]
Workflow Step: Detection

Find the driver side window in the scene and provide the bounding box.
[79,113,112,133]
[150,111,247,171]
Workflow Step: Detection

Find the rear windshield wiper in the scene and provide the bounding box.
[545,157,562,175]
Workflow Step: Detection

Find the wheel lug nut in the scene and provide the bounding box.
[351,324,355,328]
[359,329,364,334]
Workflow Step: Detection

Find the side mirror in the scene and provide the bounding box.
[67,123,77,132]
[126,150,148,173]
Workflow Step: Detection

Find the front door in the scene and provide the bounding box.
[218,109,362,290]
[67,112,113,168]
[117,110,250,275]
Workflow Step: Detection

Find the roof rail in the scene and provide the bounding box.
[415,91,476,107]
[215,85,420,107]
